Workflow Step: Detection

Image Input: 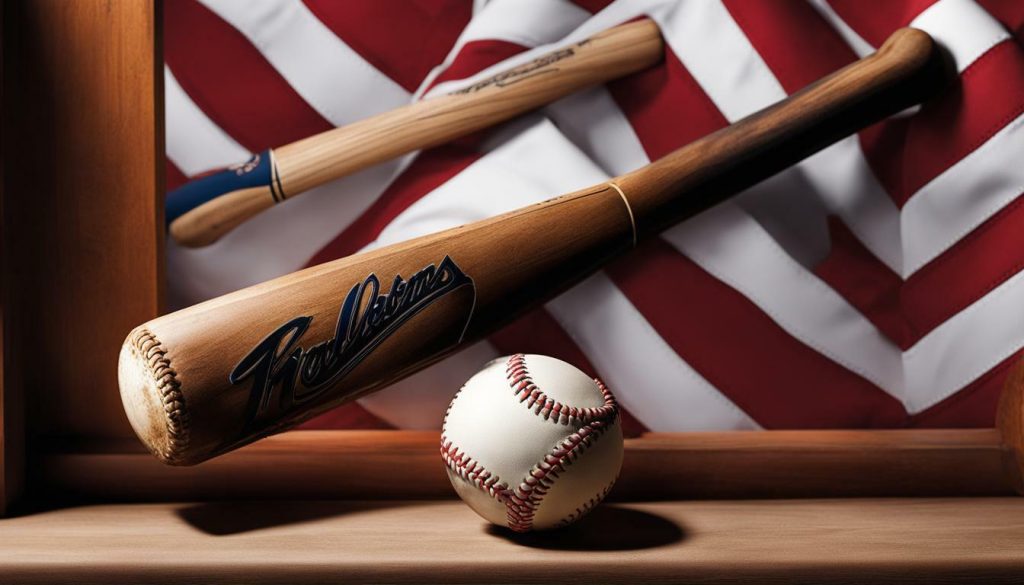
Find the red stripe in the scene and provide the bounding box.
[428,40,527,91]
[164,0,333,152]
[863,40,1024,206]
[302,0,471,93]
[570,0,615,14]
[608,46,728,160]
[904,193,1024,336]
[607,240,907,429]
[826,0,939,47]
[814,218,911,348]
[978,0,1024,39]
[489,309,649,437]
[306,141,483,266]
[166,159,189,190]
[723,0,857,94]
[300,402,396,430]
[908,350,1022,428]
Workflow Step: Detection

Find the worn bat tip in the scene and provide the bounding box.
[118,327,192,466]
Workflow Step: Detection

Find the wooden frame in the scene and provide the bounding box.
[1,0,1022,516]
[0,0,20,516]
[36,428,1021,503]
[1,0,164,513]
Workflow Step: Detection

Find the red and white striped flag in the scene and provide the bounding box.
[163,0,1024,435]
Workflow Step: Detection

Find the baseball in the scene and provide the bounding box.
[441,354,623,532]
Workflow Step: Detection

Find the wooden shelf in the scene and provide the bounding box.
[38,429,1020,502]
[2,498,1023,583]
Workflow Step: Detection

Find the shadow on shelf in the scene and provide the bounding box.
[175,500,432,536]
[487,504,685,551]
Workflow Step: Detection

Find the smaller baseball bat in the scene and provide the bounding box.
[166,20,664,248]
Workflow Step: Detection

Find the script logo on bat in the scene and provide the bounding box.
[450,38,590,95]
[229,255,475,427]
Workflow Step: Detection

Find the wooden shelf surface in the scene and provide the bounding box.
[2,498,1023,584]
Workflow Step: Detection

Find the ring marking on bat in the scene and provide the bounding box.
[607,181,636,247]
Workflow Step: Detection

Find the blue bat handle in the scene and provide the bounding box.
[165,150,279,225]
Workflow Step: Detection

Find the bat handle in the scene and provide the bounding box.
[166,149,282,248]
[167,19,665,248]
[616,27,952,239]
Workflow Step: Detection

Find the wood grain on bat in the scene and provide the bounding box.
[169,20,664,247]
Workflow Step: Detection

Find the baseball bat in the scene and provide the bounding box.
[167,20,664,248]
[122,28,950,465]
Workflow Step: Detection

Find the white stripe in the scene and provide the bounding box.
[903,113,1024,276]
[368,117,608,248]
[798,137,904,271]
[198,0,409,126]
[663,204,904,400]
[164,66,249,175]
[911,0,1010,74]
[547,272,761,431]
[455,0,588,50]
[733,164,834,269]
[544,88,649,176]
[905,267,1024,412]
[809,0,874,58]
[661,0,786,120]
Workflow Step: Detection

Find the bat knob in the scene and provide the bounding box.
[997,358,1024,495]
[118,327,191,465]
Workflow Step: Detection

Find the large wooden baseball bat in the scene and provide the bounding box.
[122,29,951,466]
[167,20,664,248]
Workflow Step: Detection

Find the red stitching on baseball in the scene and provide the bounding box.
[440,439,510,501]
[503,406,616,531]
[441,355,619,532]
[440,376,513,504]
[505,354,617,425]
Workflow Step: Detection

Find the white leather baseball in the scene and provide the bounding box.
[441,354,623,532]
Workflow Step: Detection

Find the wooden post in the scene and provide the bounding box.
[1,0,165,514]
[0,0,19,516]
